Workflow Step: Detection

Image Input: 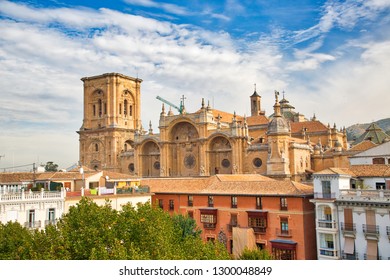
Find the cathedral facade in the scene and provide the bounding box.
[78,73,350,182]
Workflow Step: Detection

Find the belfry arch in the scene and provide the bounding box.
[208,135,233,175]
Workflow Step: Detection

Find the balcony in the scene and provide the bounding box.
[319,248,338,258]
[363,224,380,239]
[227,223,239,232]
[252,227,266,234]
[45,219,57,226]
[24,220,42,229]
[276,228,292,237]
[364,254,381,260]
[341,222,356,238]
[314,192,336,199]
[203,223,216,230]
[341,251,359,260]
[318,219,336,229]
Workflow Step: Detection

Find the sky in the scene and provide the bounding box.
[0,0,390,171]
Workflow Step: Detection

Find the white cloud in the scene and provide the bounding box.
[124,0,190,16]
[0,0,389,170]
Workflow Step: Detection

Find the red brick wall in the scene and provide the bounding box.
[152,193,316,260]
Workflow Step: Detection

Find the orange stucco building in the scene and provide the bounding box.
[142,174,317,260]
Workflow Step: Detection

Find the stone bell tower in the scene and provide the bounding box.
[77,73,142,171]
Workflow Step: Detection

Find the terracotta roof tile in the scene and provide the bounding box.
[349,164,390,177]
[349,140,377,152]
[141,175,313,196]
[290,121,328,134]
[0,172,35,183]
[314,168,355,176]
[246,115,269,126]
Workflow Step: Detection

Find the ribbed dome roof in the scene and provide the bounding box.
[267,116,290,135]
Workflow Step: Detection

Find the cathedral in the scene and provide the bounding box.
[77,72,350,182]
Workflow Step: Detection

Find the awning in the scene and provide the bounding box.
[247,210,268,218]
[344,237,354,255]
[270,239,297,250]
[367,240,378,260]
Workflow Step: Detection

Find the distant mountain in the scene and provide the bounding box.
[346,118,390,142]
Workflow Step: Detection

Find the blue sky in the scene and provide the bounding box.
[0,0,390,170]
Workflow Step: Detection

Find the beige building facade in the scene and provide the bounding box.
[78,73,352,181]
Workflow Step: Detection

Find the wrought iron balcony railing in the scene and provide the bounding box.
[318,220,336,229]
[24,220,42,229]
[341,222,356,232]
[362,224,380,235]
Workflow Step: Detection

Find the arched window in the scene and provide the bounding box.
[98,99,102,117]
[129,105,133,116]
[124,100,128,115]
[93,105,96,116]
[95,143,99,152]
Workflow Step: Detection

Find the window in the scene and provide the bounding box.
[93,104,96,116]
[256,196,262,209]
[322,181,331,198]
[188,195,193,207]
[28,209,35,228]
[231,196,237,208]
[201,214,216,224]
[253,158,262,168]
[280,197,288,211]
[376,182,385,190]
[200,209,217,229]
[247,211,268,234]
[158,199,163,209]
[280,217,289,235]
[98,99,102,116]
[48,208,55,222]
[249,217,267,228]
[373,157,385,164]
[169,199,174,211]
[324,234,334,249]
[95,143,99,152]
[188,211,194,219]
[124,100,128,115]
[104,103,107,115]
[119,103,122,114]
[129,105,133,116]
[208,196,214,207]
[272,246,296,260]
[230,214,238,227]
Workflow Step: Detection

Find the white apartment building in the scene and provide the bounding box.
[311,141,390,260]
[0,188,65,230]
[0,170,152,230]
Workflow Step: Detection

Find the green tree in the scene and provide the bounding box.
[44,161,58,172]
[57,197,119,259]
[0,221,34,259]
[238,247,273,260]
[0,198,231,260]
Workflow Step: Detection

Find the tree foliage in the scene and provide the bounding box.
[44,161,58,172]
[238,247,273,260]
[0,198,230,260]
